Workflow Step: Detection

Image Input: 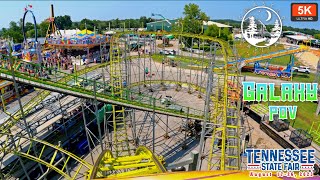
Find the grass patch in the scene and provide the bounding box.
[191,41,304,66]
[235,41,285,58]
[267,56,301,66]
[152,54,225,69]
[234,41,305,66]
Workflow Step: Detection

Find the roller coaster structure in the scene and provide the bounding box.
[44,4,61,45]
[0,29,310,179]
[0,31,243,178]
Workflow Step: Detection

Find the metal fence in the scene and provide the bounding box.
[289,129,313,148]
[269,119,290,132]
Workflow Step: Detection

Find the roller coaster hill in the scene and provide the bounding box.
[1,6,320,180]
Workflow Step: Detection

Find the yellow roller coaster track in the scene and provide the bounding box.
[90,146,165,179]
[0,132,93,180]
[0,32,243,177]
[109,36,131,157]
[0,133,164,180]
[1,31,234,135]
[239,45,308,65]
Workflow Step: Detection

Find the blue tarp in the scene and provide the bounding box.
[12,44,22,52]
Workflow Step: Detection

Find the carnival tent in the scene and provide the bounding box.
[165,34,174,40]
[105,31,116,35]
[77,29,95,36]
[59,29,81,38]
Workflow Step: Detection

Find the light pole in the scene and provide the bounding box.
[151,13,170,88]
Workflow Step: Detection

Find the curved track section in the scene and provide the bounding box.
[90,146,165,179]
[230,46,308,68]
[0,32,244,178]
[2,31,234,134]
[0,133,93,179]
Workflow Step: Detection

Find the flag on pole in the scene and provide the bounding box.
[28,4,32,8]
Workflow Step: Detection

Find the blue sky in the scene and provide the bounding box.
[0,1,319,30]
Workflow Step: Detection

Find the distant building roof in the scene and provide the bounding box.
[286,35,315,41]
[105,31,116,35]
[283,31,306,36]
[203,21,232,28]
[146,19,177,32]
[52,29,81,38]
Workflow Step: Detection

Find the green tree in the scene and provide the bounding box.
[2,29,24,42]
[72,22,79,29]
[114,18,120,28]
[26,29,35,38]
[204,24,220,37]
[9,21,20,31]
[139,16,148,28]
[178,3,210,47]
[38,21,49,37]
[55,15,72,30]
[25,22,34,32]
[315,34,320,39]
[182,3,209,34]
[3,21,24,42]
[79,18,93,30]
[171,18,183,32]
[220,27,232,41]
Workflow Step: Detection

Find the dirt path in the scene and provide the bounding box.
[246,116,282,149]
[296,51,319,70]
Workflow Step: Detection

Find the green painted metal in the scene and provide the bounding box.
[98,105,106,124]
[0,65,205,121]
[106,104,112,112]
[0,58,110,134]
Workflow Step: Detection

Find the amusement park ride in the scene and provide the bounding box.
[21,5,42,63]
[0,4,319,180]
[44,4,62,45]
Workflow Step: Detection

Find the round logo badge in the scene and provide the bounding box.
[241,6,282,48]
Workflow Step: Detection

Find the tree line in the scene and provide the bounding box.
[214,19,320,38]
[1,3,318,44]
[0,3,232,44]
[0,15,155,43]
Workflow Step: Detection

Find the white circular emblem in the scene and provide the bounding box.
[241,6,282,48]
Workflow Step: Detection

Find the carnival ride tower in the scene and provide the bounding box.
[21,6,42,63]
[45,4,62,45]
